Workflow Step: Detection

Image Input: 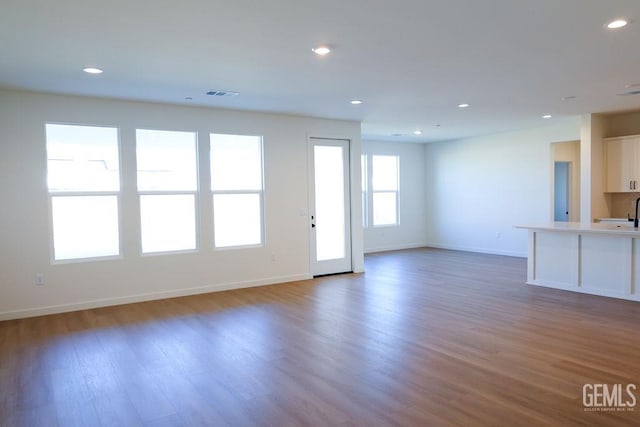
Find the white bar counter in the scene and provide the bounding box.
[516,222,640,302]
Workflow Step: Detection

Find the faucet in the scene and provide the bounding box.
[635,197,640,228]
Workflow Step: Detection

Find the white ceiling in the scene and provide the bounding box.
[1,0,640,142]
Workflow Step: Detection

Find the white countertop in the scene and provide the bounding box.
[515,221,640,236]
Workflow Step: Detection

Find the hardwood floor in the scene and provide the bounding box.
[1,248,639,426]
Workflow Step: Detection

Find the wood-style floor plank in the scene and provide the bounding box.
[1,248,639,426]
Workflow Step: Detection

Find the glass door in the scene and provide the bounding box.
[309,138,352,276]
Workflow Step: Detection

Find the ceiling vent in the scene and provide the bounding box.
[206,90,239,97]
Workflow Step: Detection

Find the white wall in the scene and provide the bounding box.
[0,89,363,320]
[582,114,608,221]
[425,119,581,257]
[362,140,427,252]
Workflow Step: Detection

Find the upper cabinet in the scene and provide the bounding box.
[604,135,640,192]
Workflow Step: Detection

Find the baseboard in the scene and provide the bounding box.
[0,273,313,321]
[364,242,429,254]
[425,242,526,258]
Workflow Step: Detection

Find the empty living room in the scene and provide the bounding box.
[1,1,640,426]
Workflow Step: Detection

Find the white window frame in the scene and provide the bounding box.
[210,133,265,249]
[361,154,369,227]
[135,129,200,256]
[46,123,122,263]
[363,154,400,228]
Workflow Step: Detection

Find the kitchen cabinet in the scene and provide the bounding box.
[604,135,640,192]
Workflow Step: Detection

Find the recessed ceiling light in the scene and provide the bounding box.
[542,114,552,119]
[458,103,470,108]
[312,46,331,56]
[185,97,193,100]
[413,130,423,135]
[561,95,576,101]
[391,133,403,137]
[83,67,103,74]
[607,19,628,29]
[350,100,363,105]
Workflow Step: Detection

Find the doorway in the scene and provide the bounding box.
[551,140,580,222]
[308,138,352,276]
[554,161,571,222]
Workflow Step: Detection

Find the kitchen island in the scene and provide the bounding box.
[516,222,640,302]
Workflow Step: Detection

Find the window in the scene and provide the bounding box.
[362,154,400,227]
[46,124,121,261]
[136,129,198,254]
[210,134,264,248]
[372,155,399,226]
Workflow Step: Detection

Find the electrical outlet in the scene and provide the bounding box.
[35,274,44,286]
[496,232,501,239]
[270,253,276,263]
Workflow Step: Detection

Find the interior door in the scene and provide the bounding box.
[309,138,352,276]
